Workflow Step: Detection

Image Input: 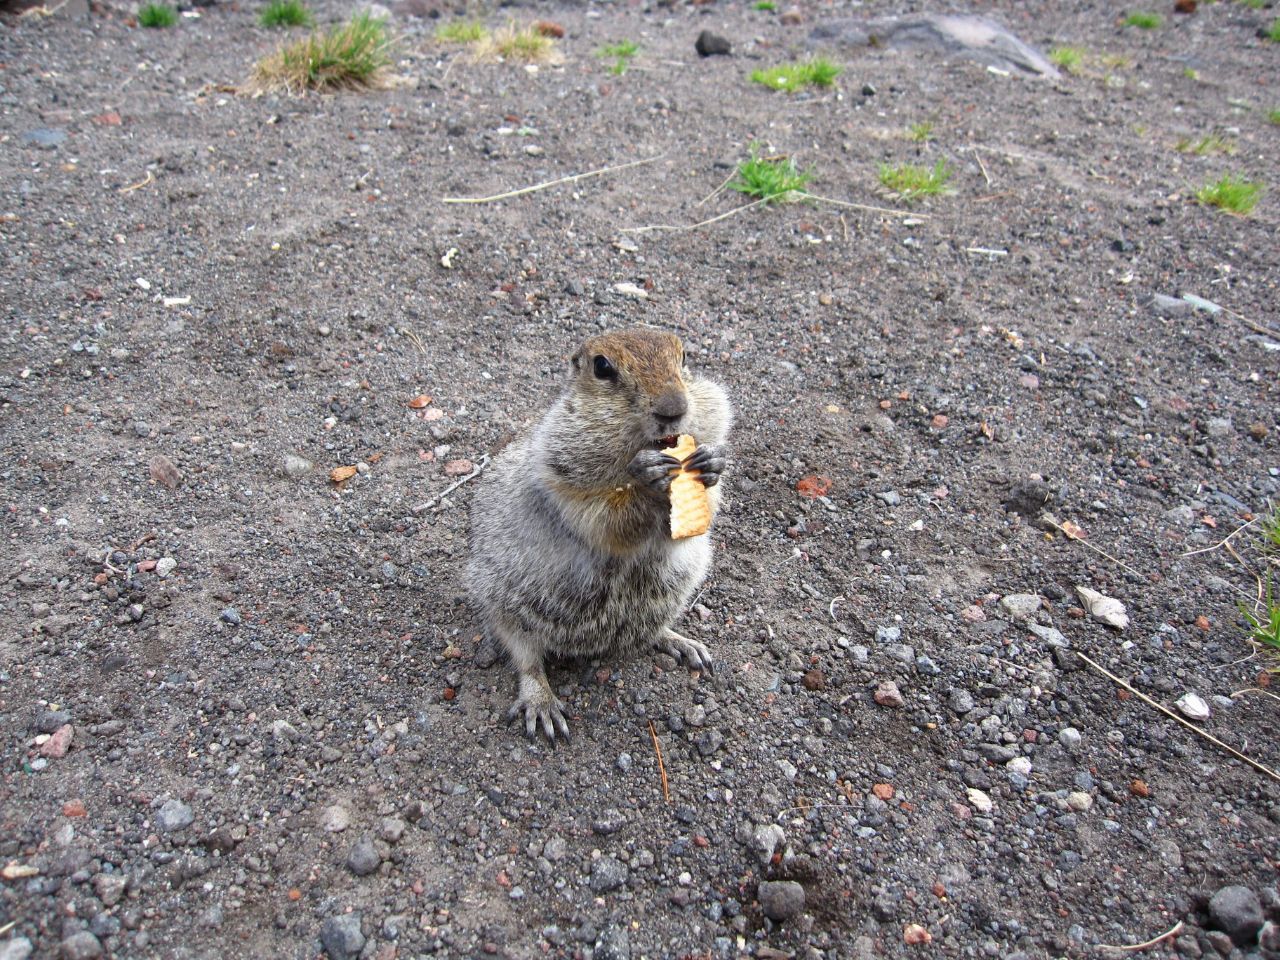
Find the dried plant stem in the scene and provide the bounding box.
[1076,651,1280,783]
[648,719,670,802]
[1180,518,1257,557]
[1043,517,1145,578]
[442,153,664,204]
[1098,920,1184,952]
[622,197,771,234]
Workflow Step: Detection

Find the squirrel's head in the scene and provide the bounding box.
[570,327,690,449]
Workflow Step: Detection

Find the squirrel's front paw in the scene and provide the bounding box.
[506,675,571,742]
[627,449,680,496]
[683,443,727,489]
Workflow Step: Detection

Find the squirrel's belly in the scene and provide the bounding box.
[540,540,711,658]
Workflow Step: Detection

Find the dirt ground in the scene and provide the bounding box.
[2,0,1279,957]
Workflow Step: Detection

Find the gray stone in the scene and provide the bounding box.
[948,688,975,714]
[695,729,723,756]
[1146,293,1193,317]
[875,490,901,507]
[378,817,406,844]
[1058,727,1082,750]
[751,823,785,865]
[0,938,34,960]
[23,128,67,149]
[999,593,1042,621]
[1208,885,1263,946]
[320,914,365,959]
[346,836,381,876]
[93,872,128,907]
[1205,417,1233,439]
[220,607,241,626]
[592,808,626,835]
[884,643,915,664]
[35,709,72,734]
[320,805,351,832]
[589,856,628,893]
[758,880,806,921]
[809,14,1060,78]
[694,30,732,57]
[874,625,901,643]
[1259,920,1280,952]
[156,799,193,832]
[59,932,102,960]
[1027,623,1068,647]
[281,454,314,478]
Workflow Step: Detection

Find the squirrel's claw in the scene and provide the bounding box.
[627,449,680,494]
[656,629,715,674]
[507,687,571,743]
[683,443,727,489]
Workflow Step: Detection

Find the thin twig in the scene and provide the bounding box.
[119,171,155,194]
[972,148,992,187]
[648,719,670,803]
[440,51,460,84]
[1180,518,1257,557]
[802,191,928,219]
[0,920,14,936]
[839,214,849,242]
[1043,518,1145,578]
[1220,304,1280,340]
[412,455,489,514]
[1231,687,1280,704]
[1098,920,1185,952]
[622,197,772,234]
[1076,651,1280,783]
[695,169,737,208]
[442,153,665,204]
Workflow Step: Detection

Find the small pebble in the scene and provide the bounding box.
[873,680,904,707]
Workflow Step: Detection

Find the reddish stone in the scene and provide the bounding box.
[40,724,74,758]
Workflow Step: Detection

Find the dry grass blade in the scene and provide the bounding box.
[249,13,394,96]
[1076,651,1280,783]
[648,719,670,802]
[1097,920,1184,953]
[441,153,664,204]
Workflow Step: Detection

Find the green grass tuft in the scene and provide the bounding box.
[1241,580,1280,657]
[473,22,557,62]
[1048,45,1085,74]
[138,3,177,27]
[750,58,842,93]
[878,158,953,201]
[754,0,776,9]
[1194,174,1264,215]
[729,145,813,204]
[1124,11,1162,28]
[1175,133,1237,156]
[1265,17,1280,42]
[251,12,392,94]
[260,0,312,28]
[907,121,934,143]
[435,19,487,44]
[1268,108,1280,126]
[599,39,640,75]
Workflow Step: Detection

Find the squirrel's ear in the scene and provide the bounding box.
[570,349,582,373]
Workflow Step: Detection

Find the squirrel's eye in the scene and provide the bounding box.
[593,355,617,380]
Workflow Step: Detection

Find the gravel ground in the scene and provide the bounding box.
[2,0,1279,958]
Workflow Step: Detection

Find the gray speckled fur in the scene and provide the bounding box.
[467,331,731,739]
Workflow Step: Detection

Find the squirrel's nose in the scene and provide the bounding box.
[652,391,688,425]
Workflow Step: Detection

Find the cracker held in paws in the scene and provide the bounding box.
[468,327,732,741]
[662,434,711,540]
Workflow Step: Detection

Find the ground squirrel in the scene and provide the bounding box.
[468,326,732,741]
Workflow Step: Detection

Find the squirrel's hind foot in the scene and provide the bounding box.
[507,673,571,742]
[656,628,715,674]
